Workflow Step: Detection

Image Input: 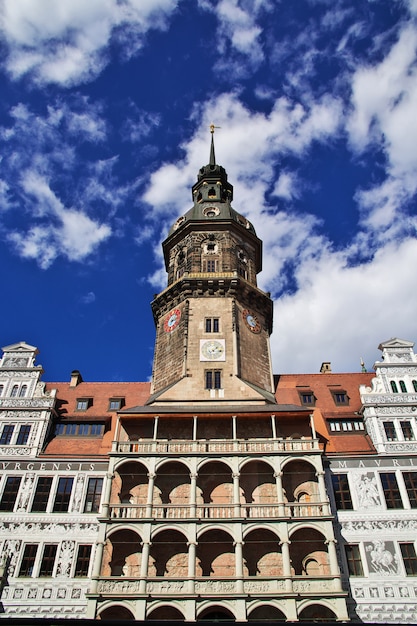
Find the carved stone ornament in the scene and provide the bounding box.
[353,473,382,508]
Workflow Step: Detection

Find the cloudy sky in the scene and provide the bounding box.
[1,0,416,382]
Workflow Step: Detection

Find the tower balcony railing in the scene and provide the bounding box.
[113,437,320,455]
[107,500,330,520]
[94,574,342,596]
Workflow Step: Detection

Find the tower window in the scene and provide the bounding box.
[18,544,38,577]
[400,543,417,575]
[39,544,57,577]
[331,474,353,510]
[345,544,364,576]
[205,318,219,333]
[205,370,222,389]
[204,259,217,272]
[380,472,403,509]
[16,425,31,445]
[413,380,417,392]
[390,380,398,393]
[0,425,14,445]
[399,380,407,392]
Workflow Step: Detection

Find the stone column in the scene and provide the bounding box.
[316,470,330,515]
[275,471,286,517]
[234,541,244,593]
[101,471,114,518]
[232,415,237,439]
[271,414,276,439]
[139,542,151,593]
[146,473,155,518]
[90,541,105,594]
[190,473,197,518]
[187,541,197,593]
[280,539,292,592]
[325,538,341,590]
[153,416,159,440]
[233,472,241,517]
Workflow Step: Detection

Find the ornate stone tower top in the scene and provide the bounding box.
[149,131,274,406]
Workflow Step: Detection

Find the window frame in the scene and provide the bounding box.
[331,474,353,510]
[52,477,74,513]
[400,421,415,441]
[74,544,92,577]
[16,424,31,445]
[205,317,220,333]
[383,421,397,441]
[84,477,104,513]
[400,542,417,576]
[345,544,364,576]
[205,369,222,390]
[18,544,38,577]
[331,390,349,405]
[403,472,417,508]
[76,398,92,411]
[380,472,403,509]
[38,544,58,577]
[0,476,22,512]
[31,477,54,512]
[0,424,15,445]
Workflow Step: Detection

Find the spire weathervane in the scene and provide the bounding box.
[209,122,221,165]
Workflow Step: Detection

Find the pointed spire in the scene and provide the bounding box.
[209,123,220,165]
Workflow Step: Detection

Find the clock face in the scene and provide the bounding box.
[242,309,261,334]
[200,339,225,361]
[164,308,181,332]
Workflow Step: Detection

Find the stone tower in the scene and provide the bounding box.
[149,130,274,406]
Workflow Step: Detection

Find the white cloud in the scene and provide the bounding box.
[272,236,417,374]
[0,0,179,86]
[348,24,417,230]
[8,170,111,268]
[272,171,300,201]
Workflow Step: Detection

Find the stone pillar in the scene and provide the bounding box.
[316,470,330,515]
[233,472,241,517]
[232,415,237,439]
[187,541,197,593]
[90,541,105,594]
[190,473,197,517]
[234,541,244,593]
[139,542,151,594]
[146,473,155,518]
[153,416,159,440]
[325,538,341,590]
[101,471,114,518]
[271,414,276,439]
[275,471,286,517]
[280,539,292,592]
[193,415,198,440]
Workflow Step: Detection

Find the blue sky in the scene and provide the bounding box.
[1,0,416,382]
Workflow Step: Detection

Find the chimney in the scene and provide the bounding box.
[70,370,83,387]
[320,362,332,374]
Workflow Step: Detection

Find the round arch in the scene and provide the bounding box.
[97,602,135,620]
[248,604,286,621]
[147,605,185,621]
[197,602,236,621]
[298,602,338,621]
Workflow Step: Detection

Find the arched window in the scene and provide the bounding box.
[413,380,417,392]
[390,381,398,393]
[0,385,3,396]
[399,380,407,393]
[19,385,28,398]
[11,385,19,397]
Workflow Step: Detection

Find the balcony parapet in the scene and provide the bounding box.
[107,500,330,520]
[95,575,342,596]
[112,438,320,455]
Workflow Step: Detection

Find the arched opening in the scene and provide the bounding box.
[149,529,188,577]
[199,607,235,621]
[98,605,135,620]
[248,605,286,621]
[103,529,142,577]
[147,606,185,620]
[197,529,234,577]
[239,461,275,517]
[282,460,319,516]
[298,604,338,621]
[197,461,233,518]
[289,528,329,576]
[111,461,149,519]
[154,461,191,517]
[243,529,282,577]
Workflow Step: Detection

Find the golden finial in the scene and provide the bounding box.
[210,123,221,134]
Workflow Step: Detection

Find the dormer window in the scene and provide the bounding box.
[108,398,124,411]
[299,391,315,406]
[331,391,349,405]
[76,398,92,411]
